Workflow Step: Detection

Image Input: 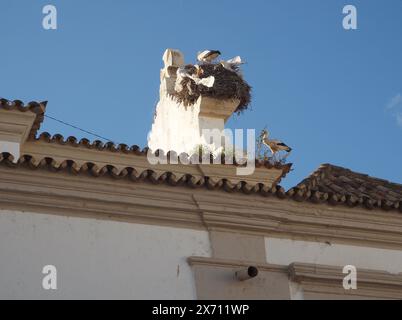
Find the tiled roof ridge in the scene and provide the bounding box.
[0,152,289,196]
[34,132,292,170]
[297,163,402,192]
[294,163,332,191]
[330,164,402,189]
[288,163,402,211]
[1,152,401,213]
[0,97,47,114]
[0,97,47,139]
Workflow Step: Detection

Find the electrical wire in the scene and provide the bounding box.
[44,115,116,143]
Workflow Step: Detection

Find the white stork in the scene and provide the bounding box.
[261,129,292,160]
[197,50,221,63]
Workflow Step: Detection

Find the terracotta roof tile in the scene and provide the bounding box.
[290,164,402,212]
[0,98,47,139]
[34,132,292,170]
[1,152,401,214]
[0,152,290,197]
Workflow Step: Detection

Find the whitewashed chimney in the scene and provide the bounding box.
[148,49,240,155]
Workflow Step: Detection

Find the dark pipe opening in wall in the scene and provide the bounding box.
[248,266,259,277]
[235,266,259,281]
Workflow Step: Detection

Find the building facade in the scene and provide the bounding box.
[1,98,402,300]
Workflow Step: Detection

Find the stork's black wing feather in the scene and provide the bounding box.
[205,50,221,58]
[277,142,292,152]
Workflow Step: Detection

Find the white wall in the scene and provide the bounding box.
[265,237,402,274]
[0,210,211,300]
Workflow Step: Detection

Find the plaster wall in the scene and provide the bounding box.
[265,237,402,274]
[0,209,211,299]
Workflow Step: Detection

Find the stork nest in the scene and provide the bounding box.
[171,63,252,114]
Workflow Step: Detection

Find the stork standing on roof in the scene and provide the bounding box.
[197,50,221,63]
[261,129,292,161]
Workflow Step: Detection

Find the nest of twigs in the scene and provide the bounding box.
[171,63,252,114]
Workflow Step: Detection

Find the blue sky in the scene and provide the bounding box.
[1,0,401,189]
